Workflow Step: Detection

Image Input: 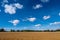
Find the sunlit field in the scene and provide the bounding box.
[0,32,60,40]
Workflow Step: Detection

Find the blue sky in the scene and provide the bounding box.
[0,0,60,30]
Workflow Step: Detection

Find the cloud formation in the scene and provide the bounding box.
[32,24,41,29]
[27,17,36,22]
[4,3,23,14]
[3,0,8,3]
[33,4,43,9]
[41,0,49,2]
[34,24,41,27]
[0,10,1,12]
[47,22,60,30]
[14,3,23,9]
[1,0,8,7]
[50,22,60,25]
[8,19,20,26]
[43,15,50,20]
[4,4,16,14]
[59,12,60,16]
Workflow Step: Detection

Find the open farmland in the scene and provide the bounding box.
[0,32,60,40]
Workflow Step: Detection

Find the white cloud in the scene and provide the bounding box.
[14,3,23,9]
[34,24,41,27]
[4,4,16,14]
[1,0,8,7]
[48,22,60,30]
[33,24,41,29]
[43,15,50,20]
[41,0,49,2]
[3,0,8,3]
[4,3,23,14]
[0,10,1,12]
[8,19,20,26]
[27,17,36,22]
[50,22,60,25]
[59,12,60,16]
[33,4,43,9]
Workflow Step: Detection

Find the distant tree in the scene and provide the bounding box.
[16,30,20,32]
[0,28,6,32]
[43,30,50,32]
[56,29,60,31]
[20,30,42,32]
[10,29,15,32]
[20,30,33,32]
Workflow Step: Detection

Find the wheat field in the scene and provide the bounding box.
[0,32,60,40]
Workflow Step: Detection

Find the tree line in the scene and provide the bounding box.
[0,28,60,32]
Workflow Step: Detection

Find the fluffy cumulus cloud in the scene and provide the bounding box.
[4,3,23,14]
[33,4,43,9]
[50,22,60,25]
[48,22,60,30]
[34,24,41,27]
[8,19,20,26]
[43,15,50,20]
[3,0,8,3]
[1,0,8,7]
[41,0,49,2]
[14,3,23,9]
[59,12,60,16]
[0,10,1,12]
[33,24,41,29]
[4,4,16,14]
[27,17,36,22]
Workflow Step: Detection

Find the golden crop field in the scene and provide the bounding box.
[0,32,60,40]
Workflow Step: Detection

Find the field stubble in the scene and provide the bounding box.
[0,32,60,40]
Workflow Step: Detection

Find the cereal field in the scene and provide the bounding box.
[0,32,60,40]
